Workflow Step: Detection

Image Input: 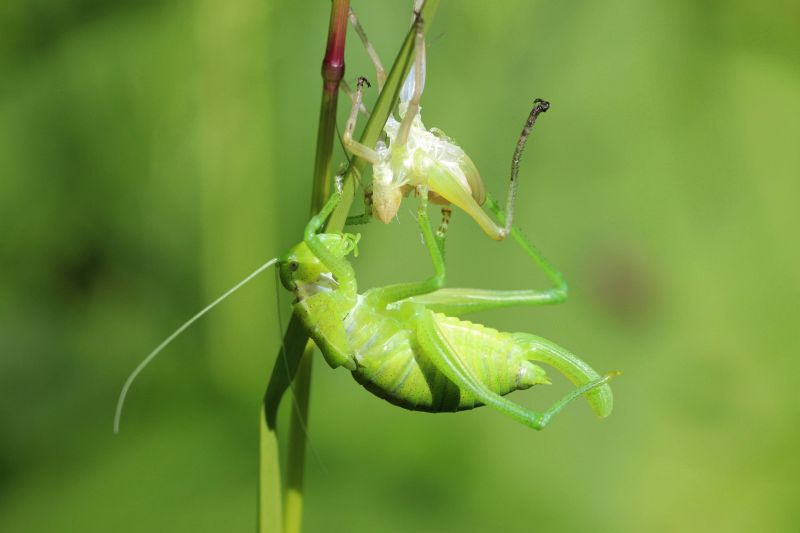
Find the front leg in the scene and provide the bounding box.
[303,179,358,291]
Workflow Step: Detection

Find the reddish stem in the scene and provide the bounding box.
[321,0,350,92]
[310,0,350,211]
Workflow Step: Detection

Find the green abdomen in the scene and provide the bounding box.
[345,301,537,412]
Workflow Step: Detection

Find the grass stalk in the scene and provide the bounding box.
[259,2,440,531]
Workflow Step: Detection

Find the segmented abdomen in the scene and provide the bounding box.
[345,300,544,412]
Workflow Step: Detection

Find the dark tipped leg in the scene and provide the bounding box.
[497,98,551,238]
[435,207,452,257]
[343,77,379,164]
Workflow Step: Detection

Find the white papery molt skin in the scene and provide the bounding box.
[399,61,426,104]
[371,97,475,222]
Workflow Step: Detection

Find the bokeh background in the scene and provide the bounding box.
[2,0,799,531]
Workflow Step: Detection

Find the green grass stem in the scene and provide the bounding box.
[259,2,440,531]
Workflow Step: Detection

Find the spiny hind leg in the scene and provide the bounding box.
[435,207,452,257]
[533,372,618,429]
[416,310,611,430]
[425,99,550,242]
[491,98,551,238]
[516,333,616,418]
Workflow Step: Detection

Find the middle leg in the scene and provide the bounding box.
[406,208,568,316]
[365,187,446,305]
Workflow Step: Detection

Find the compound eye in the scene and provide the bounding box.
[288,261,299,272]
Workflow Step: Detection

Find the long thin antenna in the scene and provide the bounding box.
[114,257,280,434]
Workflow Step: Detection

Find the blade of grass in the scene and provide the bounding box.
[258,0,350,528]
[283,1,350,528]
[259,315,308,532]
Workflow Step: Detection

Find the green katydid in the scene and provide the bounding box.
[279,179,615,427]
[113,6,616,433]
[343,10,549,244]
[114,175,615,433]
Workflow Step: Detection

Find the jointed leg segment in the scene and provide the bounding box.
[420,98,551,243]
[416,310,614,430]
[303,178,356,287]
[365,187,446,305]
[496,98,551,238]
[343,77,379,164]
[348,6,386,90]
[407,197,568,317]
[340,79,370,117]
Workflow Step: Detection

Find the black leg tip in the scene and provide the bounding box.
[533,98,551,112]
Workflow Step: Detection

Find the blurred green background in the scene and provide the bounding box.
[2,0,799,531]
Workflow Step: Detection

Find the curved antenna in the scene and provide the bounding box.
[114,257,280,434]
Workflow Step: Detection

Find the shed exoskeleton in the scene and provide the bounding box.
[343,10,549,244]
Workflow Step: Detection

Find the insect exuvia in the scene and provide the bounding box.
[343,12,548,243]
[114,175,616,433]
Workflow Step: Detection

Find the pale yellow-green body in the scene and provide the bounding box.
[346,295,549,412]
[278,185,616,430]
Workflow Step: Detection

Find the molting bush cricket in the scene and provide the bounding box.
[115,173,616,433]
[114,3,617,434]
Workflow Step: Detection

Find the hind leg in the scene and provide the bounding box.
[416,310,615,430]
[515,333,616,419]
